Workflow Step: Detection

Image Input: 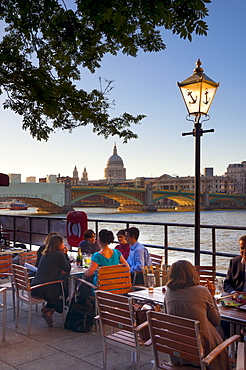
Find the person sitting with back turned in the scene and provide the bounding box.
[114,229,130,260]
[31,235,71,327]
[224,234,246,293]
[36,231,59,267]
[84,229,129,287]
[78,229,100,255]
[125,227,152,285]
[165,260,231,370]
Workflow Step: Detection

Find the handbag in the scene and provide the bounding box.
[134,300,161,341]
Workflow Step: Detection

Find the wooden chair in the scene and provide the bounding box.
[236,342,245,370]
[19,250,37,267]
[195,265,216,285]
[12,264,65,335]
[76,264,137,296]
[150,253,163,266]
[0,254,15,318]
[96,290,151,370]
[0,287,7,340]
[142,265,169,287]
[147,310,240,370]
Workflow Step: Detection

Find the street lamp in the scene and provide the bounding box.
[177,59,219,265]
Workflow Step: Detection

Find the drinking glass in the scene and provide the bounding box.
[147,273,155,293]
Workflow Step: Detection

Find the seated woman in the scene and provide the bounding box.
[165,260,231,370]
[31,234,71,327]
[84,229,129,287]
[114,229,130,260]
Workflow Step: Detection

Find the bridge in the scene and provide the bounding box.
[0,181,73,213]
[71,185,246,211]
[0,182,245,213]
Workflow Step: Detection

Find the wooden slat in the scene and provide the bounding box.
[155,335,199,356]
[150,311,197,329]
[236,342,246,370]
[155,342,200,365]
[152,326,197,347]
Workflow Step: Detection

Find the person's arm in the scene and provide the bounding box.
[130,248,145,273]
[84,260,98,277]
[224,259,238,293]
[59,250,71,273]
[204,287,221,327]
[119,254,129,267]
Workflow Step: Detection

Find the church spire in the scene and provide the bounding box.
[113,143,117,155]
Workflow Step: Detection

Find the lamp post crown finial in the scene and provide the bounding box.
[193,59,204,75]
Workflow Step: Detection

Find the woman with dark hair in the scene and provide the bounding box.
[84,229,128,286]
[114,229,130,260]
[31,235,71,326]
[165,260,231,370]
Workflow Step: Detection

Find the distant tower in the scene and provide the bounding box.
[104,143,126,181]
[73,165,78,179]
[82,167,88,185]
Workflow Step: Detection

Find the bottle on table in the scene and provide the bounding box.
[76,248,83,267]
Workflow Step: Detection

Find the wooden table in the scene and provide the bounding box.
[128,286,165,304]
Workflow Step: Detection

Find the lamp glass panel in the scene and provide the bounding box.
[180,81,218,115]
[179,82,201,115]
[199,81,217,115]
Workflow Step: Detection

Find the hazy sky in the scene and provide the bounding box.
[0,0,245,181]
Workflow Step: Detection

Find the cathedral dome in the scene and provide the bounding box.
[104,144,126,180]
[107,147,124,166]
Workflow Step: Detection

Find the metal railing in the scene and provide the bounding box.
[0,214,244,276]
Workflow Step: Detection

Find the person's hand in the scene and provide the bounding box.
[63,246,69,254]
[205,279,215,297]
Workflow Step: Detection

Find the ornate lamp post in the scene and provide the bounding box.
[177,59,219,265]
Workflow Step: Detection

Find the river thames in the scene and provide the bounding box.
[1,207,246,273]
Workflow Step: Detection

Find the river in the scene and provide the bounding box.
[1,207,246,273]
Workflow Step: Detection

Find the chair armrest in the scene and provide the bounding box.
[0,287,7,293]
[236,342,245,370]
[0,272,12,277]
[134,320,148,333]
[144,338,152,346]
[203,334,241,366]
[75,277,97,290]
[30,280,64,290]
[131,286,148,291]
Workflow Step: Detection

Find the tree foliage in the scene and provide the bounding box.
[0,0,211,141]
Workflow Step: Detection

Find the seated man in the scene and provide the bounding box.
[224,234,246,293]
[125,227,152,285]
[78,229,100,255]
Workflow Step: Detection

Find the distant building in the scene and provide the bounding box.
[26,176,36,183]
[9,174,21,183]
[81,167,88,185]
[225,161,246,194]
[104,144,126,181]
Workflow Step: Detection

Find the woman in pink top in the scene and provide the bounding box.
[114,230,130,260]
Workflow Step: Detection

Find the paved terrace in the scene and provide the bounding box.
[0,288,155,370]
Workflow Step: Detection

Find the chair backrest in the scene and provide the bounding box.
[142,264,169,287]
[97,265,132,294]
[195,265,216,285]
[150,253,163,266]
[12,264,31,298]
[19,251,37,266]
[0,254,12,276]
[147,310,205,369]
[96,290,135,334]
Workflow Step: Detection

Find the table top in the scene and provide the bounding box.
[218,305,246,325]
[70,264,87,275]
[128,286,165,304]
[128,285,246,326]
[0,248,27,255]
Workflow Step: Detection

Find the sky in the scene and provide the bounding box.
[0,0,245,182]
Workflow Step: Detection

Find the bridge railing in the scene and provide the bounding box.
[0,214,245,276]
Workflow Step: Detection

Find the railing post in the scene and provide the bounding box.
[164,225,168,265]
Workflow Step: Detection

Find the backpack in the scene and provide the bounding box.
[64,301,95,333]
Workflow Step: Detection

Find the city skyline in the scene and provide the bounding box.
[0,1,245,181]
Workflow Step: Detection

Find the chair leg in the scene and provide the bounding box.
[15,299,19,328]
[2,289,7,340]
[11,280,16,319]
[102,339,108,370]
[27,302,32,335]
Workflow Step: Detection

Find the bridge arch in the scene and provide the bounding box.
[208,196,244,206]
[153,194,194,206]
[71,191,144,206]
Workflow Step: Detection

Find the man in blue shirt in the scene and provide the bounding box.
[126,227,152,284]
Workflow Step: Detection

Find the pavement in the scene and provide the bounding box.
[0,285,155,370]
